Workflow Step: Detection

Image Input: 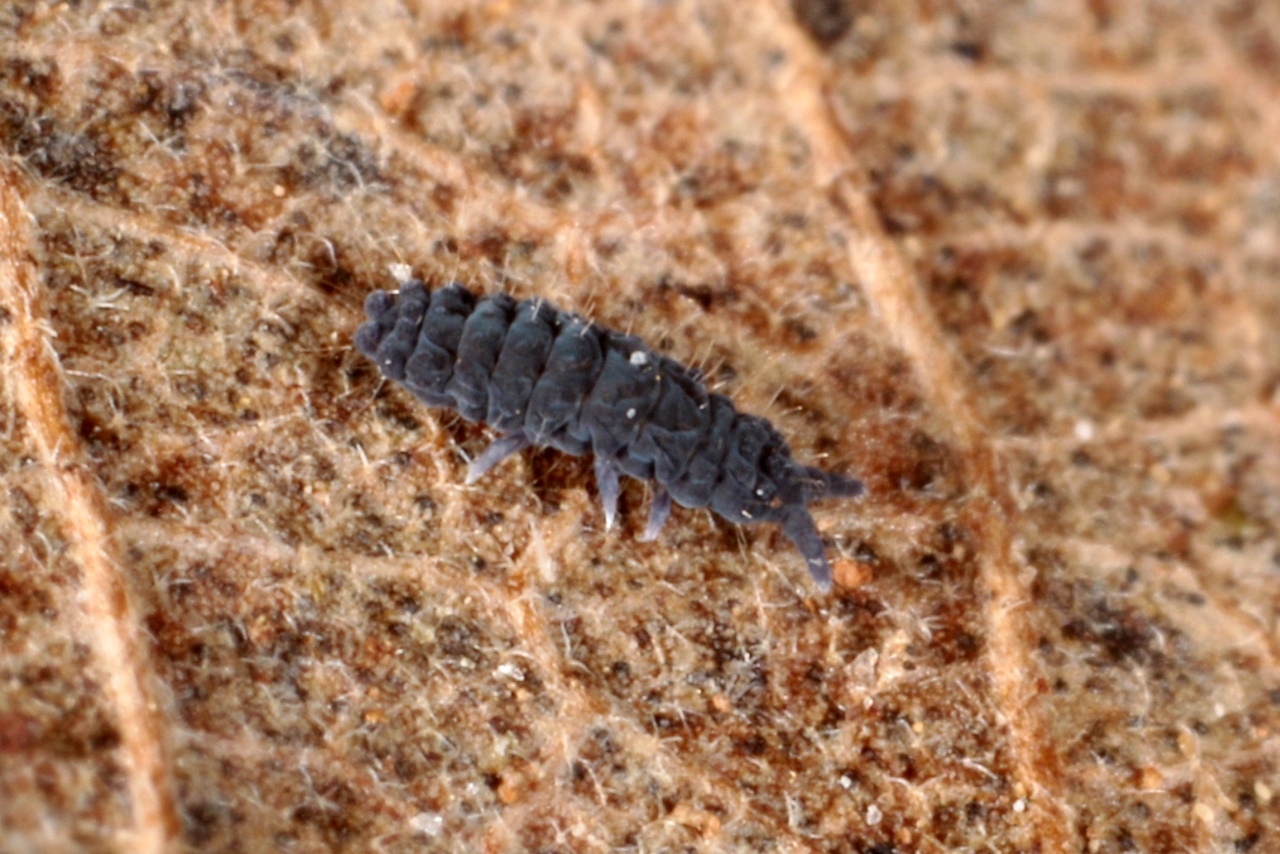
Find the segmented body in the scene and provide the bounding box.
[355,279,863,590]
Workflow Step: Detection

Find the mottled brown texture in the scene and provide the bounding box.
[1,1,1277,852]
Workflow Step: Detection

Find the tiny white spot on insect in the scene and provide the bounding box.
[741,509,753,519]
[630,351,648,366]
[626,408,636,419]
[756,488,765,496]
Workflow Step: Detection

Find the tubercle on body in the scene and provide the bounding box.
[356,279,864,592]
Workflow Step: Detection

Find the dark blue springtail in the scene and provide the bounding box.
[356,280,863,590]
